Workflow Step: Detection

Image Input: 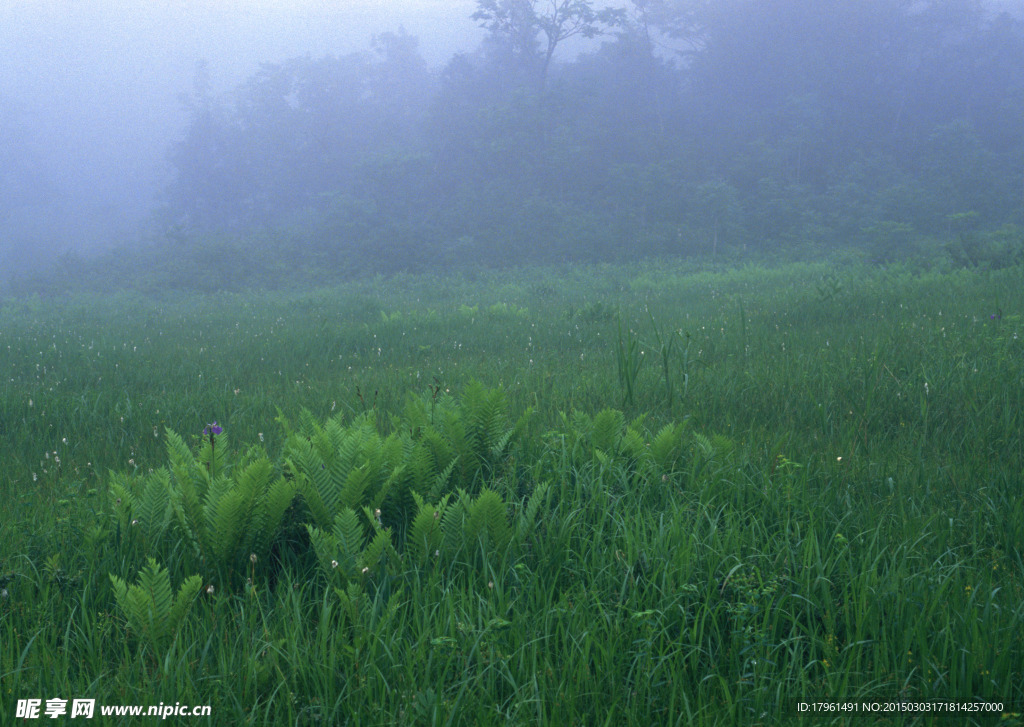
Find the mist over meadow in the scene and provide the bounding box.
[3,0,1023,293]
[2,3,1023,724]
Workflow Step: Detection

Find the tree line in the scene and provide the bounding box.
[160,0,1024,275]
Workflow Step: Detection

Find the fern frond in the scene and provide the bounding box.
[135,469,173,546]
[361,529,393,572]
[693,432,714,459]
[204,485,246,563]
[332,508,367,578]
[169,574,203,637]
[515,480,550,544]
[711,434,735,457]
[110,558,200,654]
[408,495,448,564]
[621,427,647,462]
[339,465,372,511]
[108,473,135,530]
[441,495,467,556]
[467,489,512,555]
[254,476,297,553]
[429,456,459,502]
[591,409,624,453]
[650,423,684,472]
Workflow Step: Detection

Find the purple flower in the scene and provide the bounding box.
[204,422,223,436]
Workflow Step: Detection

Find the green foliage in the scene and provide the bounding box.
[816,271,843,302]
[283,384,529,546]
[109,558,202,655]
[647,308,683,408]
[462,488,513,557]
[283,412,404,530]
[407,491,450,566]
[590,408,625,454]
[306,508,398,586]
[650,422,686,472]
[614,315,645,406]
[551,407,695,485]
[110,429,296,583]
[513,479,549,544]
[3,260,1023,725]
[945,223,1024,270]
[402,382,532,491]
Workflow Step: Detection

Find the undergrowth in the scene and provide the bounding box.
[1,259,1021,725]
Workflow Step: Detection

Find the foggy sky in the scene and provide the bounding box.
[0,1,480,264]
[4,0,1024,274]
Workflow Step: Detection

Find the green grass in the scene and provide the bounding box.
[1,258,1022,725]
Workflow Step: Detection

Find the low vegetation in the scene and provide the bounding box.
[1,258,1021,725]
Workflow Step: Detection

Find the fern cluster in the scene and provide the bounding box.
[282,382,531,554]
[541,408,737,499]
[109,558,202,655]
[101,384,725,666]
[306,507,400,586]
[282,412,404,530]
[106,389,726,592]
[308,483,548,588]
[109,429,295,583]
[107,383,534,589]
[400,381,532,492]
[552,409,679,473]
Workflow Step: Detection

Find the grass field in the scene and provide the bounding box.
[1,259,1022,725]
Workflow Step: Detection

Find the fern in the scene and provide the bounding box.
[428,456,459,503]
[711,434,736,457]
[650,422,685,473]
[406,431,457,502]
[591,409,624,453]
[407,493,450,565]
[108,469,174,558]
[288,412,399,529]
[112,432,296,585]
[362,529,392,571]
[515,481,550,545]
[465,489,513,556]
[464,381,508,462]
[693,432,714,460]
[252,473,298,555]
[620,426,648,463]
[440,496,467,557]
[109,559,201,655]
[306,507,397,584]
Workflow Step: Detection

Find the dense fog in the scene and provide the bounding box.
[0,0,479,273]
[3,0,1024,292]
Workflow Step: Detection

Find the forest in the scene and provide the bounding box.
[7,0,1024,294]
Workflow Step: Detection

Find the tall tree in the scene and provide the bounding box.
[473,0,625,89]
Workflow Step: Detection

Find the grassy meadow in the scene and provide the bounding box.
[1,259,1022,725]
